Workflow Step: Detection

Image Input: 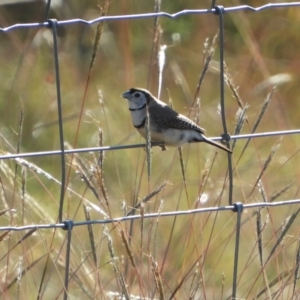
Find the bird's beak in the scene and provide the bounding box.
[122,90,130,99]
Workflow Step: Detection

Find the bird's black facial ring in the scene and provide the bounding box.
[134,117,146,129]
[129,102,147,111]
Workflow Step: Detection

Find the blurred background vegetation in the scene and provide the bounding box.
[0,0,300,299]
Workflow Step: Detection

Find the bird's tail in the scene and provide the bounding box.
[202,135,232,153]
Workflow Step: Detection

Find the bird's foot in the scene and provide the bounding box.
[159,144,168,151]
[143,143,167,151]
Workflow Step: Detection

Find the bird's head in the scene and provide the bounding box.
[122,88,153,111]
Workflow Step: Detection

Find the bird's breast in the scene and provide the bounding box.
[130,110,147,128]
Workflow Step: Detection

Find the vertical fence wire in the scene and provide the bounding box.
[62,220,74,299]
[47,19,66,224]
[231,202,244,299]
[214,6,234,205]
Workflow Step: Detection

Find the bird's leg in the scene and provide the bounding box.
[159,144,168,151]
[143,142,167,151]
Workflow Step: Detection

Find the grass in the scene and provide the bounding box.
[0,0,300,299]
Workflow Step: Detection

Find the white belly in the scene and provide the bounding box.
[137,127,203,147]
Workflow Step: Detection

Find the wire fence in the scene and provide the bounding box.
[1,1,300,299]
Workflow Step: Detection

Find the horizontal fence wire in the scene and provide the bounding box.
[1,2,300,300]
[0,130,299,159]
[1,198,300,232]
[1,2,300,32]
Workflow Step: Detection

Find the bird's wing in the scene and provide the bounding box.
[150,104,206,134]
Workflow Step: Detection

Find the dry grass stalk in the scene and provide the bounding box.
[257,180,267,203]
[22,147,109,217]
[221,272,225,299]
[255,206,272,298]
[127,182,167,216]
[251,138,281,195]
[21,167,26,225]
[225,67,276,177]
[252,87,275,133]
[153,199,164,258]
[188,265,201,299]
[255,268,293,299]
[177,147,188,199]
[83,204,97,266]
[266,208,300,264]
[193,32,219,104]
[2,157,95,225]
[158,44,167,98]
[224,65,244,109]
[16,98,24,155]
[140,202,144,258]
[151,257,164,300]
[269,182,294,202]
[147,0,162,90]
[104,226,130,299]
[197,156,217,206]
[0,231,10,242]
[65,0,110,197]
[119,226,144,296]
[12,100,24,216]
[97,128,104,177]
[120,227,136,269]
[195,97,201,127]
[75,163,100,202]
[232,105,248,150]
[256,209,264,267]
[241,88,275,158]
[16,256,22,297]
[94,128,111,215]
[6,252,51,291]
[50,26,106,282]
[69,128,111,219]
[171,62,192,104]
[68,269,94,300]
[89,2,109,72]
[293,240,300,296]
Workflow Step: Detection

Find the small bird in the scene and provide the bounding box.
[122,88,232,153]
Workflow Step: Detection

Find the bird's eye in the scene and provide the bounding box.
[134,93,140,98]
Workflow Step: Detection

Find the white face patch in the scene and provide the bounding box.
[122,89,148,127]
[126,91,147,110]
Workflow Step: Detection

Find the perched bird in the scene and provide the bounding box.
[122,88,232,153]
